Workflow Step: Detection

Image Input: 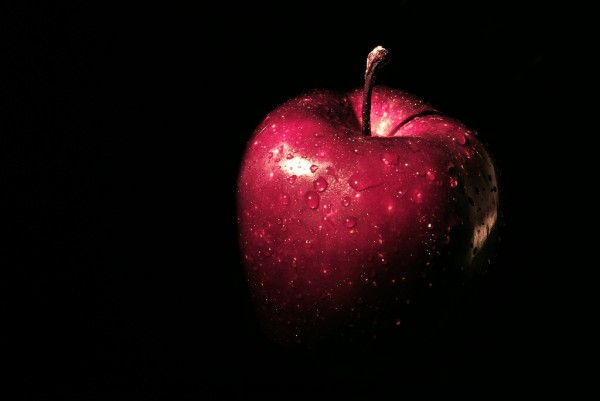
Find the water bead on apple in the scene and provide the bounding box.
[237,46,500,347]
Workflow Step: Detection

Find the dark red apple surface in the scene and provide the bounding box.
[237,47,499,347]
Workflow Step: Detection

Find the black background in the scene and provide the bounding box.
[4,2,583,399]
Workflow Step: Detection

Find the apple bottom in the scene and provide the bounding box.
[245,220,495,350]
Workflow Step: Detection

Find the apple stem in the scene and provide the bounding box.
[362,46,390,137]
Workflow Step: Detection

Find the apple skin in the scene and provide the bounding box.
[237,85,499,347]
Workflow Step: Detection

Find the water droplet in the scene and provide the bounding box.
[313,177,328,192]
[304,190,320,209]
[310,164,319,173]
[288,175,297,184]
[395,319,401,326]
[263,248,272,257]
[286,153,294,159]
[344,217,357,228]
[320,217,335,230]
[426,170,436,181]
[454,133,467,145]
[281,193,290,205]
[325,166,338,181]
[341,196,351,207]
[348,173,381,191]
[410,190,423,203]
[276,218,283,225]
[382,153,399,165]
[281,224,287,232]
[449,177,458,188]
[409,141,420,152]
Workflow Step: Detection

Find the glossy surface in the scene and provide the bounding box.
[237,85,499,346]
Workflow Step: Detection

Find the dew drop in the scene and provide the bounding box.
[310,164,319,173]
[276,218,283,225]
[304,190,320,209]
[454,133,467,145]
[286,153,294,159]
[325,166,338,181]
[341,196,351,207]
[410,190,423,203]
[349,173,381,192]
[382,153,399,165]
[313,177,328,192]
[280,193,290,205]
[288,175,297,184]
[344,217,357,228]
[321,217,335,230]
[449,177,458,188]
[426,170,436,181]
[409,141,420,152]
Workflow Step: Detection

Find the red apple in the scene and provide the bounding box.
[237,47,499,347]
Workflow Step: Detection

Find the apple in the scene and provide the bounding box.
[237,46,499,348]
